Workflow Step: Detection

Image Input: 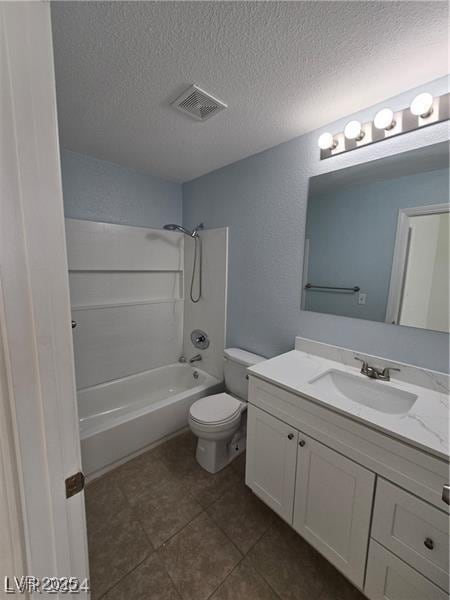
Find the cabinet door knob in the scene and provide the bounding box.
[299,440,306,447]
[442,485,450,506]
[287,433,294,440]
[424,538,434,550]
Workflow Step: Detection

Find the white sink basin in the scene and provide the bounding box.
[308,369,417,415]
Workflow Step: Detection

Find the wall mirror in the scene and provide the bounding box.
[303,142,449,333]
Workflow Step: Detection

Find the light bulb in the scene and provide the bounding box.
[410,93,434,118]
[344,120,364,141]
[374,108,395,130]
[318,132,337,150]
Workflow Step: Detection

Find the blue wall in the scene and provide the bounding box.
[305,167,449,321]
[183,76,449,372]
[61,150,182,228]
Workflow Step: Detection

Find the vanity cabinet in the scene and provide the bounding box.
[246,376,449,599]
[293,433,375,588]
[246,404,298,522]
[246,404,375,588]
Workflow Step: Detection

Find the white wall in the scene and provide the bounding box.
[66,219,184,389]
[183,228,228,380]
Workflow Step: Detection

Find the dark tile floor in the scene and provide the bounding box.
[85,431,366,600]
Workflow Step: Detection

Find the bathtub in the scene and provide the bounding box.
[78,363,222,476]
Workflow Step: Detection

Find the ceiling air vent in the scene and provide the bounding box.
[172,84,227,121]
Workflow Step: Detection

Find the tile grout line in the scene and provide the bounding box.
[152,503,206,551]
[95,548,154,600]
[204,555,246,600]
[154,505,232,600]
[156,482,244,600]
[156,553,184,600]
[89,475,156,599]
[240,520,286,600]
[204,506,247,558]
[199,478,282,600]
[87,441,253,600]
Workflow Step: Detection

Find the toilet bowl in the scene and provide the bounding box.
[188,348,264,473]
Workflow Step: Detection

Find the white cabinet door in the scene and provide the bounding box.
[293,434,375,588]
[246,404,298,522]
[365,540,448,600]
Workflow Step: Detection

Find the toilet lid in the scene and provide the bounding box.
[190,393,242,425]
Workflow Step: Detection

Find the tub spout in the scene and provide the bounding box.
[189,354,202,364]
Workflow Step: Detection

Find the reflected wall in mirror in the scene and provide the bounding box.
[303,142,449,333]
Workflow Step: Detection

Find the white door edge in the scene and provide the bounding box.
[385,203,449,325]
[1,3,89,596]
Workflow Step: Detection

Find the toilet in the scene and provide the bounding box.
[188,348,264,473]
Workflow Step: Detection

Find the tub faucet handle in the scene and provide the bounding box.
[178,355,186,363]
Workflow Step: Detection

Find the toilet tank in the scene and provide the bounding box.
[223,348,264,400]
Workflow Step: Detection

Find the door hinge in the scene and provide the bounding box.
[65,471,85,498]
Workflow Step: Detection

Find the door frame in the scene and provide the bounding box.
[385,203,449,325]
[1,2,89,594]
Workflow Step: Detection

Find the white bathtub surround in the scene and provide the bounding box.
[65,218,184,271]
[183,227,228,380]
[79,363,222,475]
[250,343,449,460]
[65,219,184,389]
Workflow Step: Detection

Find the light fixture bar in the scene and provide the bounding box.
[319,92,449,160]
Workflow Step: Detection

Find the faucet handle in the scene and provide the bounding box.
[354,356,369,375]
[354,356,368,367]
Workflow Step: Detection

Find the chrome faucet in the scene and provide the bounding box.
[354,357,400,381]
[189,354,202,364]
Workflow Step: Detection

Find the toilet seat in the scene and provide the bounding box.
[189,393,242,426]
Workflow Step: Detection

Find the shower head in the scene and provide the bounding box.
[163,223,203,237]
[163,223,192,236]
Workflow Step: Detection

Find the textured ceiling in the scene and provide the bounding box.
[51,1,449,182]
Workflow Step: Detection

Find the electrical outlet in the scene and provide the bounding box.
[358,292,367,305]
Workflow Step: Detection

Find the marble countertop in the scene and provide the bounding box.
[248,349,449,461]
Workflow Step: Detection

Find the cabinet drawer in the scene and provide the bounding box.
[372,479,449,592]
[365,540,447,600]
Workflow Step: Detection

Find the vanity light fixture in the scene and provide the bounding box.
[318,91,449,160]
[344,120,364,141]
[410,92,434,118]
[374,108,396,131]
[318,132,337,150]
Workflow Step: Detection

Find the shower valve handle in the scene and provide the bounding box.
[191,329,210,350]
